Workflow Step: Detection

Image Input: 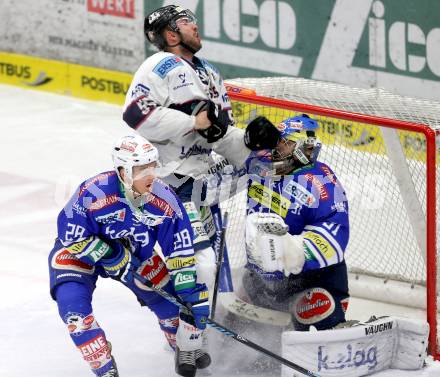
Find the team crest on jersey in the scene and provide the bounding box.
[95,209,126,224]
[153,56,183,79]
[293,288,335,325]
[65,312,99,337]
[283,180,316,207]
[131,83,150,98]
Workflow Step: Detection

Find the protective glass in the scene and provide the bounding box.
[132,161,164,181]
[175,13,197,27]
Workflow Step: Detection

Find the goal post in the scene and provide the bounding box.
[221,78,439,359]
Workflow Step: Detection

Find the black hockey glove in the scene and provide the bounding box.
[196,101,230,143]
[244,116,281,150]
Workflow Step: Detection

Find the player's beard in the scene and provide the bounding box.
[181,33,202,53]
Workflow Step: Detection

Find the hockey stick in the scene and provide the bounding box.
[133,271,320,377]
[210,211,228,319]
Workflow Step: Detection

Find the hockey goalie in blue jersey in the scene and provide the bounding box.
[243,114,350,331]
[48,135,210,377]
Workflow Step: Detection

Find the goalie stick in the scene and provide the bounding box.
[210,211,228,320]
[133,271,320,377]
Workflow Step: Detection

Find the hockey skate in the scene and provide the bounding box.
[175,347,196,377]
[195,349,211,369]
[99,367,119,377]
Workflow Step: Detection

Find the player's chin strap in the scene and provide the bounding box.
[132,270,321,377]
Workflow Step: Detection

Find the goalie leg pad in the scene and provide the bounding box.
[281,316,429,377]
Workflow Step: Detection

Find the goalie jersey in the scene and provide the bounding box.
[53,171,197,293]
[246,160,349,278]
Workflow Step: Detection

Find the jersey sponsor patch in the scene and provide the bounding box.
[66,237,111,263]
[283,180,316,207]
[134,253,170,291]
[51,248,95,274]
[105,226,150,247]
[320,165,338,186]
[78,172,115,197]
[166,255,196,271]
[173,271,196,290]
[95,208,126,224]
[293,288,335,325]
[304,173,329,200]
[183,202,200,222]
[303,231,337,260]
[131,83,150,98]
[88,194,119,211]
[153,56,183,79]
[78,334,112,370]
[248,182,291,218]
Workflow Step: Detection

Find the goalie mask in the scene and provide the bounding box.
[112,135,162,204]
[144,5,198,52]
[272,114,322,175]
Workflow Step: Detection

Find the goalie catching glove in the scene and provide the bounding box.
[244,116,281,150]
[246,212,305,276]
[193,100,231,143]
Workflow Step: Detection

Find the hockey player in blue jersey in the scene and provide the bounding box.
[48,134,210,377]
[243,114,350,331]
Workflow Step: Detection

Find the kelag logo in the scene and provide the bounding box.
[88,0,135,18]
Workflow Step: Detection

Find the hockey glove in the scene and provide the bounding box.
[100,244,140,284]
[244,116,281,150]
[196,101,230,143]
[178,283,210,330]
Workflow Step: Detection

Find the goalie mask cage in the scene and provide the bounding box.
[222,77,440,360]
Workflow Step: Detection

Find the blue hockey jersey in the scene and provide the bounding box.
[246,160,349,278]
[56,171,197,292]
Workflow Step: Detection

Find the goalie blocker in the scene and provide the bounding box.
[281,316,429,376]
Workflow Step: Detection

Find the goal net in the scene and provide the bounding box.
[221,77,440,359]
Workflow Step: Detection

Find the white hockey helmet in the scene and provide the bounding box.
[112,134,159,189]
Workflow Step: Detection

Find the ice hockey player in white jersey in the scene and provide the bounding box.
[48,135,212,377]
[123,5,280,296]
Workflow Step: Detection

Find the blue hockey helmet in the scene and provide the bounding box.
[272,114,322,173]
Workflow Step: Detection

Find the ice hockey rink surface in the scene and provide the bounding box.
[1,84,440,376]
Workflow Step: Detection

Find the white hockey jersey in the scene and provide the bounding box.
[123,51,250,179]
